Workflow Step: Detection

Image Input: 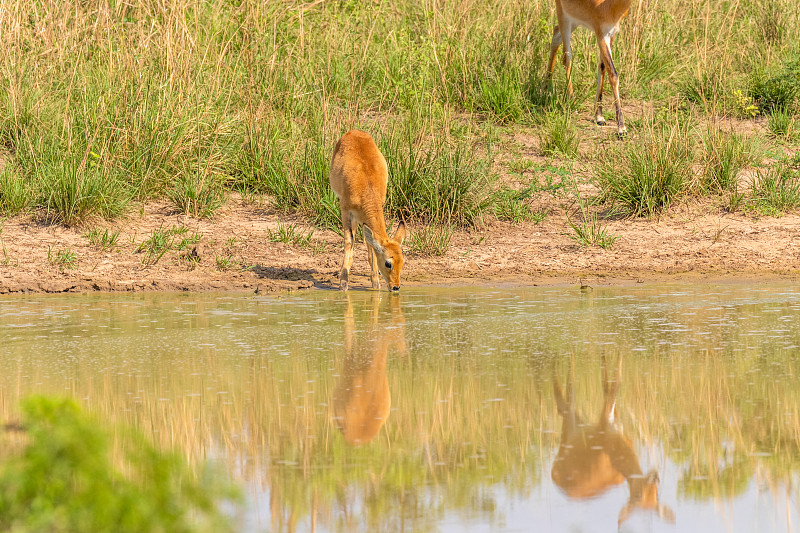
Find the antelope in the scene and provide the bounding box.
[546,0,631,138]
[330,130,407,291]
[332,292,406,445]
[552,356,675,526]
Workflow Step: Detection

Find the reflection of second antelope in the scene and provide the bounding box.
[552,356,675,527]
[332,293,407,446]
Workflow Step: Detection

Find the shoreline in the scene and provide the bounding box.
[0,196,798,295]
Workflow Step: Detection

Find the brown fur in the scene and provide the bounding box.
[552,356,675,526]
[330,130,406,291]
[546,0,632,137]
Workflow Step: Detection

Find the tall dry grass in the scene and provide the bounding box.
[0,1,797,225]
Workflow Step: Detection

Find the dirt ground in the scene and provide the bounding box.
[1,110,798,294]
[0,191,797,294]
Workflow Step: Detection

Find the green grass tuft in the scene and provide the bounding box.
[0,167,29,215]
[407,224,454,256]
[47,247,78,270]
[749,55,800,114]
[169,174,226,219]
[267,222,314,247]
[137,225,201,266]
[382,124,495,227]
[85,228,120,251]
[748,164,800,215]
[596,125,694,218]
[539,112,580,159]
[492,186,549,223]
[701,129,761,193]
[767,107,799,140]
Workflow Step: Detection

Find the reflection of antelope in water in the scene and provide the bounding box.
[332,293,406,446]
[552,356,675,526]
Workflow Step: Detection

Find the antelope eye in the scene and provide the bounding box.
[384,261,392,269]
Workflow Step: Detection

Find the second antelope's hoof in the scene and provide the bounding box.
[596,117,607,126]
[616,129,628,140]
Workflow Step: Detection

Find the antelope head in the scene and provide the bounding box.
[363,222,406,291]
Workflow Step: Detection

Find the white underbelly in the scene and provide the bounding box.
[561,9,619,38]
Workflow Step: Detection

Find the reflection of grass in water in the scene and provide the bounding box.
[0,293,799,528]
[625,351,800,500]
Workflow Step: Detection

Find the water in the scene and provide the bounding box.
[0,283,799,532]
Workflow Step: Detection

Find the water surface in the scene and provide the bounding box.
[0,283,798,532]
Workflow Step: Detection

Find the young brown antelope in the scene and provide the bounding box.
[552,356,675,526]
[330,130,406,291]
[546,0,631,138]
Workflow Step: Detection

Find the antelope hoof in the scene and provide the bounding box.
[595,117,607,126]
[616,129,628,140]
[339,279,349,291]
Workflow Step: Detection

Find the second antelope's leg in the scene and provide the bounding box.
[546,26,562,83]
[597,34,626,137]
[366,236,381,290]
[561,23,575,96]
[339,211,356,291]
[594,61,607,125]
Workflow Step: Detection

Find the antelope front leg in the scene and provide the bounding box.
[546,26,562,85]
[598,35,626,138]
[366,240,381,290]
[339,212,355,291]
[561,24,575,96]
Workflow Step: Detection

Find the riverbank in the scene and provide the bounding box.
[1,192,797,294]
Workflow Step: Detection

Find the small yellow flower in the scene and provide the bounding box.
[733,89,759,117]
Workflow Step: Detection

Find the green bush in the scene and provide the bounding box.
[0,167,30,215]
[749,55,800,114]
[701,129,761,193]
[596,126,694,217]
[749,164,800,215]
[0,396,239,533]
[382,125,495,227]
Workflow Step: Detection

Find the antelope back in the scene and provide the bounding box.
[329,130,389,228]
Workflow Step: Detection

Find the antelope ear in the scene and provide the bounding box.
[392,221,406,244]
[658,503,676,524]
[618,503,634,527]
[363,225,384,254]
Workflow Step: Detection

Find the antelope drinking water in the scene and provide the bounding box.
[330,130,406,291]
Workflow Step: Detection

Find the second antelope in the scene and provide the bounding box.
[330,130,406,292]
[546,0,631,138]
[552,356,675,526]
